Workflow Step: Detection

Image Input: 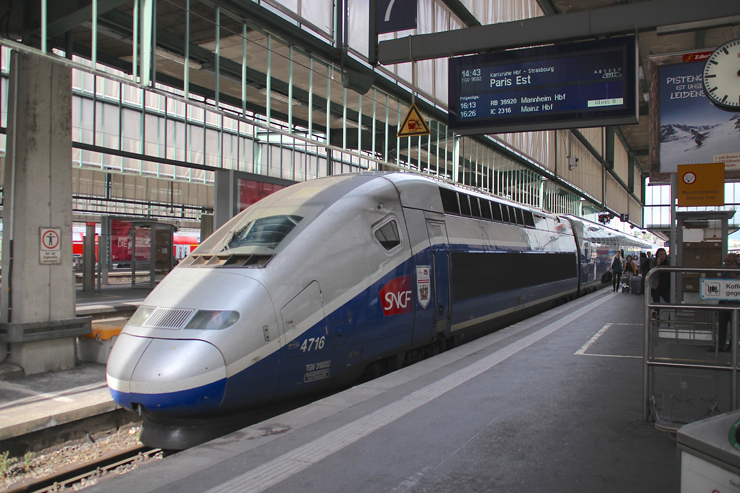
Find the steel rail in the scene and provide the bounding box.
[4,445,161,493]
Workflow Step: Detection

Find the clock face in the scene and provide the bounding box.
[702,38,740,111]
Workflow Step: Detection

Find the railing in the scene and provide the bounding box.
[643,266,740,430]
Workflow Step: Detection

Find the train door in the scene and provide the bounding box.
[426,220,451,334]
[278,281,331,392]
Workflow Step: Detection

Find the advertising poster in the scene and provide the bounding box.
[650,51,740,182]
[110,220,151,263]
[238,178,286,212]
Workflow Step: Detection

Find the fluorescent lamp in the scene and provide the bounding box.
[259,88,301,106]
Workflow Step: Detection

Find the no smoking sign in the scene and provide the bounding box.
[39,227,62,265]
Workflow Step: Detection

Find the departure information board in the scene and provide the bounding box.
[448,36,638,135]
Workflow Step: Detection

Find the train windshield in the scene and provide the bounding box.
[223,215,302,252]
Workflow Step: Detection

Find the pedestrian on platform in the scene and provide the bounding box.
[640,252,650,293]
[649,248,670,318]
[623,255,638,286]
[610,251,623,292]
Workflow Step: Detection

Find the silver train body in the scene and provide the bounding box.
[106,172,648,443]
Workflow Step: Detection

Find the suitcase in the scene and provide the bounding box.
[630,275,643,295]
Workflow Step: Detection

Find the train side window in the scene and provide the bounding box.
[500,204,509,223]
[470,196,481,218]
[491,202,503,222]
[515,208,525,225]
[438,187,460,214]
[372,216,403,255]
[459,193,471,216]
[508,206,517,224]
[480,200,492,220]
[523,210,535,227]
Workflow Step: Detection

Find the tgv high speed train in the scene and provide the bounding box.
[106,172,649,448]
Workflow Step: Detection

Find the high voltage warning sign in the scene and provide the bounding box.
[397,104,431,137]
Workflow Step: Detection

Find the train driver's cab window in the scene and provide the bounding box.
[373,216,403,255]
[224,215,302,252]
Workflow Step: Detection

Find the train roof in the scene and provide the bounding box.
[562,214,653,248]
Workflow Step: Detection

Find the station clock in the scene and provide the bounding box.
[702,38,740,111]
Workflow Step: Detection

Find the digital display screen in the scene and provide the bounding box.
[448,36,638,135]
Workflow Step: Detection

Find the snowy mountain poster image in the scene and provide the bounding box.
[658,57,740,177]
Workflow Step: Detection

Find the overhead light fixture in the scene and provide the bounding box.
[259,88,301,106]
[343,119,370,131]
[155,48,201,70]
[342,69,375,95]
[656,15,740,36]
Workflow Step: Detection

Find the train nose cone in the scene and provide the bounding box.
[107,334,227,416]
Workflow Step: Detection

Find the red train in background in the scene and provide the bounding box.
[72,224,200,270]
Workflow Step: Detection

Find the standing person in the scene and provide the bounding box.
[640,252,650,293]
[623,255,638,285]
[610,251,623,292]
[713,253,740,352]
[649,248,670,313]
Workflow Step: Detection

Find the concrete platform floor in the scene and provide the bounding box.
[0,362,111,443]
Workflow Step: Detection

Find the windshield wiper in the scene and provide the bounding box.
[221,230,235,252]
[221,221,252,252]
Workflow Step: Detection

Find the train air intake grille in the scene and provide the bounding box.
[144,308,196,329]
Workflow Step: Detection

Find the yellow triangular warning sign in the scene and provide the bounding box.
[397,104,431,137]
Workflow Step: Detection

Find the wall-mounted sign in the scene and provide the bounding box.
[375,0,417,34]
[448,36,638,135]
[677,163,725,207]
[397,104,431,137]
[39,227,62,265]
[700,278,740,301]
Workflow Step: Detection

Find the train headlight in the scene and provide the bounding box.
[128,306,155,326]
[185,310,240,330]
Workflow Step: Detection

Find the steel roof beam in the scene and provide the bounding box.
[439,0,481,27]
[89,10,387,136]
[535,0,557,16]
[378,0,740,64]
[45,0,130,38]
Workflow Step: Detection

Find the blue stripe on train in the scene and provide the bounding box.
[110,377,227,416]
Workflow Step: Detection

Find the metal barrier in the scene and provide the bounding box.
[643,266,740,431]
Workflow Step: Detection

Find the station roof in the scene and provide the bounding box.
[8,0,740,179]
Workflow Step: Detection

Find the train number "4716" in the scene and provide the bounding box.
[300,336,326,353]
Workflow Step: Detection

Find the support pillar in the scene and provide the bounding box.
[0,52,87,375]
[83,223,96,292]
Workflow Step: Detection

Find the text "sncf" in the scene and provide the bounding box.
[380,275,413,316]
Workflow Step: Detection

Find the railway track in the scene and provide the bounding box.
[4,445,163,493]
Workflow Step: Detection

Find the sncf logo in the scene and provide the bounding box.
[380,276,413,316]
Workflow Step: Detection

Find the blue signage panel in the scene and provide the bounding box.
[448,36,639,135]
[376,0,417,34]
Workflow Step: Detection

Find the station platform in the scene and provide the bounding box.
[58,287,677,492]
[74,285,152,317]
[0,285,151,447]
